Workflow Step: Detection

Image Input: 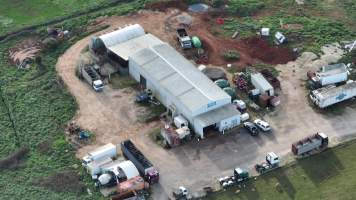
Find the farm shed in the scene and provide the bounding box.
[128,43,240,138]
[95,24,162,67]
[251,73,274,96]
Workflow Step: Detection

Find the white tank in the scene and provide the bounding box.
[98,173,113,185]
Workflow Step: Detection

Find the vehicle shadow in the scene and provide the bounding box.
[297,149,344,185]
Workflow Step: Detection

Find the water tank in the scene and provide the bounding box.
[223,87,236,99]
[191,36,202,48]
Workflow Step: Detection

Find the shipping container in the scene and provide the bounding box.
[310,81,356,108]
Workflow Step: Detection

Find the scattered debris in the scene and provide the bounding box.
[188,3,210,13]
[8,38,41,69]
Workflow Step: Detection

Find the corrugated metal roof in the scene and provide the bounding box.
[318,63,347,77]
[130,43,231,114]
[251,73,273,91]
[99,24,145,48]
[108,34,164,60]
[195,104,241,126]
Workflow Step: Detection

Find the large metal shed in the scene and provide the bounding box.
[129,43,239,138]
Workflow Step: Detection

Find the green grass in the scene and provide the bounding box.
[205,140,356,200]
[221,0,356,52]
[0,1,144,199]
[0,0,110,35]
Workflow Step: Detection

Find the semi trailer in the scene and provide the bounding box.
[292,132,328,156]
[121,140,159,184]
[308,63,348,89]
[310,81,356,108]
[82,143,117,166]
[80,65,104,91]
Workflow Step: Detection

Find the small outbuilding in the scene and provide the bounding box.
[251,73,274,96]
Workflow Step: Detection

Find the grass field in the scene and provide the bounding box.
[0,0,113,35]
[0,1,143,199]
[205,140,356,200]
[222,0,356,52]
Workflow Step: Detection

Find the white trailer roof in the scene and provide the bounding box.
[108,33,164,61]
[251,73,273,92]
[88,143,116,157]
[318,63,347,77]
[130,43,231,115]
[194,104,241,127]
[313,81,356,100]
[99,24,145,48]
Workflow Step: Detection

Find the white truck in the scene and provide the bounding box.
[80,65,104,92]
[309,63,348,88]
[310,81,356,108]
[82,143,117,166]
[177,28,192,49]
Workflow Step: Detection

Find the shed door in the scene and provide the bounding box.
[140,75,147,89]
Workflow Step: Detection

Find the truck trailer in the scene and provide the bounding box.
[308,63,348,89]
[292,132,328,156]
[82,143,117,166]
[80,65,104,91]
[121,140,159,184]
[310,81,356,108]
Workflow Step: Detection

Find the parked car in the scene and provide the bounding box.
[243,122,259,136]
[253,119,271,132]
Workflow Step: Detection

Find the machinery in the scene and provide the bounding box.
[218,168,249,188]
[292,132,328,156]
[177,28,192,49]
[121,140,159,184]
[80,65,104,92]
[274,32,286,45]
[172,186,188,200]
[111,176,149,200]
[255,152,280,174]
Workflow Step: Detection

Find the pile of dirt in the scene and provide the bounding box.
[242,37,297,65]
[36,171,85,193]
[145,0,188,11]
[0,146,29,170]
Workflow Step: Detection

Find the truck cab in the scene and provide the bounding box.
[234,168,249,182]
[266,152,279,167]
[93,80,104,91]
[146,168,159,184]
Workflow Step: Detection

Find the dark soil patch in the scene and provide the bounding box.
[145,0,188,11]
[188,14,296,68]
[0,146,29,170]
[36,170,86,193]
[242,37,297,65]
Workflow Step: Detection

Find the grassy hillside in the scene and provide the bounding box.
[0,1,143,199]
[205,140,356,200]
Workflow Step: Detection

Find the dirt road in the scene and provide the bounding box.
[56,9,356,199]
